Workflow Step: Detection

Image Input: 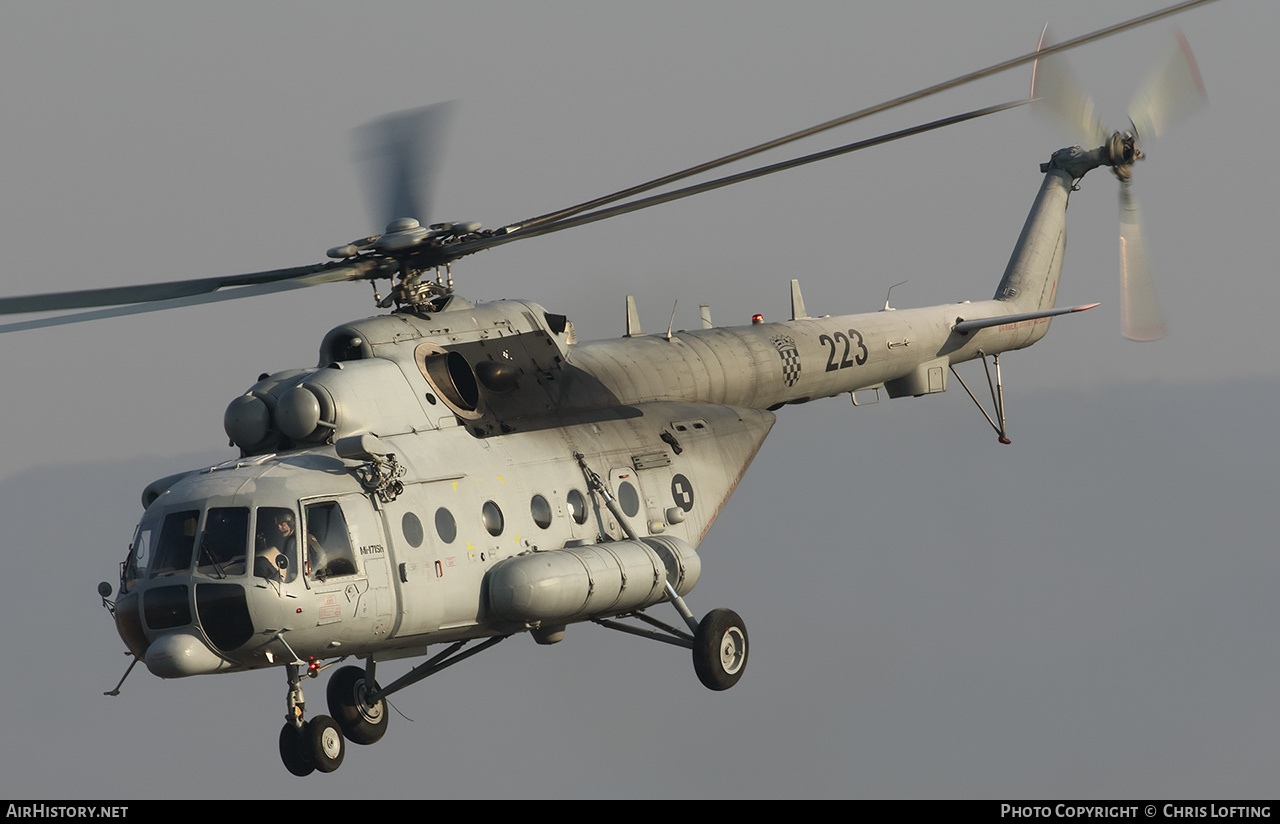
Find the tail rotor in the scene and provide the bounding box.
[1032,27,1206,341]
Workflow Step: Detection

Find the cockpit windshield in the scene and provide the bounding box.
[125,502,359,588]
[149,509,199,578]
[133,506,257,581]
[196,507,250,577]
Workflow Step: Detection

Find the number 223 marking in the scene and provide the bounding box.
[818,330,868,372]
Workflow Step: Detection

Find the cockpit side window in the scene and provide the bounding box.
[255,507,300,584]
[196,507,249,577]
[304,501,359,582]
[122,524,152,593]
[149,510,200,578]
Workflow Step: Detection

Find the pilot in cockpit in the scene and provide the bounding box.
[254,508,304,584]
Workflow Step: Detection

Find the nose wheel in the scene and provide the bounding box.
[278,715,345,775]
[278,722,314,777]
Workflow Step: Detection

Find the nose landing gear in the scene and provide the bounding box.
[278,663,347,776]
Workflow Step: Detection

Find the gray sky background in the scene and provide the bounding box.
[0,0,1275,799]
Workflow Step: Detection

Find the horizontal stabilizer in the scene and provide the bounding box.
[952,303,1099,335]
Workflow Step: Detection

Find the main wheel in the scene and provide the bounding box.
[278,722,315,777]
[327,665,389,745]
[692,607,748,691]
[305,715,346,773]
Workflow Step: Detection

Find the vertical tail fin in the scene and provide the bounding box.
[993,164,1075,313]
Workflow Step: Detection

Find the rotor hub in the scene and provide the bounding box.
[1107,131,1143,181]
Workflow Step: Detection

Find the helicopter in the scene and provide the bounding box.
[0,2,1212,778]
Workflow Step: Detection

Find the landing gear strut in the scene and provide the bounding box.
[278,662,346,775]
[951,351,1012,444]
[275,638,509,775]
[577,451,750,693]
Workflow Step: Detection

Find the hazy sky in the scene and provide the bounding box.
[0,0,1274,799]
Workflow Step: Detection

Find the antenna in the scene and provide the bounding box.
[625,296,642,337]
[790,279,808,320]
[882,280,908,311]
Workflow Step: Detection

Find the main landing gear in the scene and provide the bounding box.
[693,608,748,691]
[594,604,750,692]
[575,451,750,692]
[326,665,388,745]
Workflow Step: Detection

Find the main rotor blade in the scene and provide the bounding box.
[504,0,1218,235]
[0,263,369,316]
[355,102,455,229]
[0,263,374,335]
[1128,29,1207,141]
[450,100,1029,257]
[1119,181,1166,341]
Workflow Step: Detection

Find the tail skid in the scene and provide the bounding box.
[951,352,1013,444]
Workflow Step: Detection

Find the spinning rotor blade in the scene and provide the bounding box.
[1029,22,1205,342]
[1119,181,1166,342]
[1030,26,1110,146]
[0,264,361,316]
[450,101,1030,256]
[1127,29,1207,141]
[0,1,1216,334]
[1115,30,1205,343]
[0,261,376,334]
[356,102,455,229]
[505,0,1217,235]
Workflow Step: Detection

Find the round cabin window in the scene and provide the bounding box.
[530,495,552,529]
[434,508,457,544]
[482,501,504,537]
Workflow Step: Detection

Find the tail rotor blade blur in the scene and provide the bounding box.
[1128,29,1207,141]
[1030,26,1109,146]
[1119,181,1166,342]
[356,102,455,229]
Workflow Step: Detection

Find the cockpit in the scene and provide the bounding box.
[124,502,361,591]
[116,498,366,678]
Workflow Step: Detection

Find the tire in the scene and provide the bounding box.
[305,715,346,773]
[692,608,748,691]
[327,665,389,745]
[278,722,315,777]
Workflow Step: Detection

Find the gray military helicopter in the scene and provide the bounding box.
[0,2,1209,776]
